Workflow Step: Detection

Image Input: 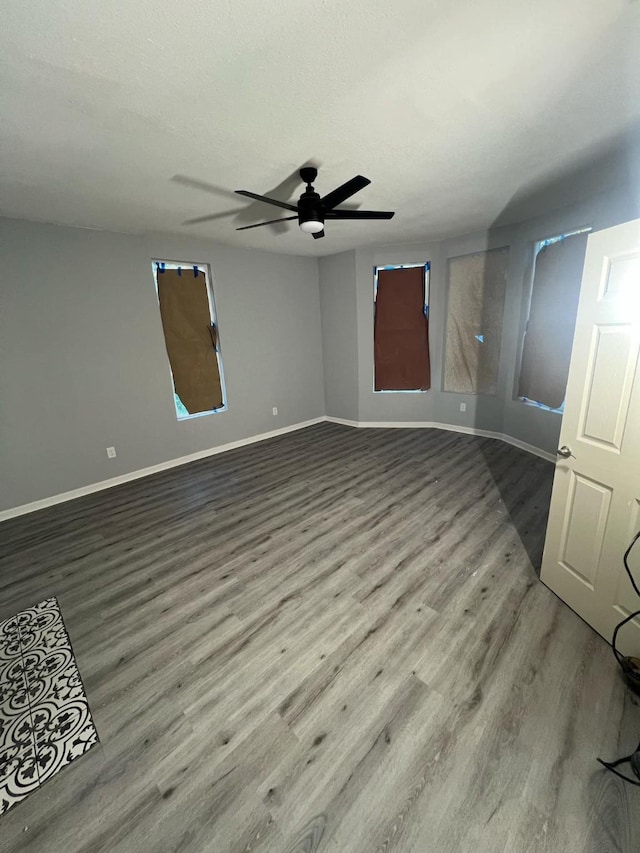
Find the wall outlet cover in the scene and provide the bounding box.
[106,446,117,459]
[460,403,467,412]
[272,407,278,416]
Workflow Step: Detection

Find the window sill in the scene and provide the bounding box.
[177,405,228,421]
[373,389,430,394]
[516,396,563,415]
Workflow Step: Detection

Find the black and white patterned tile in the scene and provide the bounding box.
[0,737,39,814]
[0,598,98,815]
[0,614,22,662]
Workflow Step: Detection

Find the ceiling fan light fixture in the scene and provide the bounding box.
[299,219,324,234]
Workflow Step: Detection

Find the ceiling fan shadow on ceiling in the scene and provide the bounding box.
[235,167,395,239]
[171,171,302,234]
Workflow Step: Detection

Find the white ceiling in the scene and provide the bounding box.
[2,0,640,256]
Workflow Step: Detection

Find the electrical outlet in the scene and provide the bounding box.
[272,407,278,416]
[460,403,467,412]
[106,446,117,459]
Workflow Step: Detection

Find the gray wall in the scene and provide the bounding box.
[3,176,639,512]
[354,227,517,431]
[354,231,515,432]
[318,251,359,421]
[0,218,324,510]
[334,184,640,454]
[500,188,640,450]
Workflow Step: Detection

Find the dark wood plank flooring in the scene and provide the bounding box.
[1,422,638,852]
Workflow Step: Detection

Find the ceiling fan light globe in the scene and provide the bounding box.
[299,220,324,234]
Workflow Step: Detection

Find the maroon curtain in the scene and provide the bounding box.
[374,267,431,391]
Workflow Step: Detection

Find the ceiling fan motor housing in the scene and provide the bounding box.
[298,188,324,228]
[299,166,318,185]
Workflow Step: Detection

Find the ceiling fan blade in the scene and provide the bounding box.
[236,216,298,231]
[312,230,325,240]
[321,175,371,210]
[326,210,395,220]
[235,190,298,212]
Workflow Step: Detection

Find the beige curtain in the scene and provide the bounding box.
[157,268,223,414]
[444,247,509,395]
[518,232,588,409]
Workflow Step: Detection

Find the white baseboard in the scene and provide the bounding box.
[1,414,554,522]
[0,417,325,522]
[322,415,359,428]
[324,416,555,463]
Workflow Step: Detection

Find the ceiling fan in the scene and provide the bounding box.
[234,167,394,239]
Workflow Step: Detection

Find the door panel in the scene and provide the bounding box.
[603,253,640,302]
[559,472,611,588]
[541,219,640,657]
[613,500,640,618]
[581,325,637,448]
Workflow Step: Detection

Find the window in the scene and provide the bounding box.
[443,247,509,395]
[153,260,227,419]
[517,228,590,411]
[373,263,431,392]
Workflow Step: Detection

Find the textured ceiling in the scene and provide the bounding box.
[2,0,640,256]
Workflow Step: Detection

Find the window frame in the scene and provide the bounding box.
[513,226,591,413]
[372,262,431,394]
[152,258,228,421]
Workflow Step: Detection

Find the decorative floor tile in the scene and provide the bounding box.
[0,657,28,707]
[14,598,67,656]
[0,597,98,815]
[35,706,98,785]
[0,738,39,815]
[0,615,21,663]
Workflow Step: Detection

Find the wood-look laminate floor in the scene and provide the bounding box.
[0,422,638,852]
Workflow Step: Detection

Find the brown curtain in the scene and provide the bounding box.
[518,232,588,409]
[374,267,430,391]
[156,268,223,414]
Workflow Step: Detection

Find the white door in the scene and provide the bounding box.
[540,218,640,657]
